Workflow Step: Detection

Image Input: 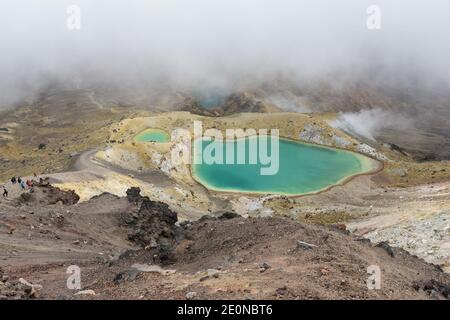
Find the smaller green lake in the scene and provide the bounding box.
[134,129,170,143]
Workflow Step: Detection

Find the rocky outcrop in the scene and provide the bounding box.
[363,211,450,271]
[0,270,42,300]
[128,198,179,249]
[122,188,180,263]
[299,123,389,161]
[299,123,327,145]
[126,187,146,205]
[221,93,269,115]
[299,123,353,149]
[356,143,389,161]
[18,179,80,205]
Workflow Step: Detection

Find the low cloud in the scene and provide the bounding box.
[1,1,450,108]
[266,94,311,113]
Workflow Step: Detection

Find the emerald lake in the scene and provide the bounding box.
[191,136,378,196]
[134,129,170,143]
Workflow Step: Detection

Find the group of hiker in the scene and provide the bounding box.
[2,173,38,199]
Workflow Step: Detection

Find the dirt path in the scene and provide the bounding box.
[17,148,230,220]
[86,90,104,110]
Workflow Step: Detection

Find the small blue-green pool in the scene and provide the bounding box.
[134,129,170,143]
[191,136,378,196]
[193,90,228,109]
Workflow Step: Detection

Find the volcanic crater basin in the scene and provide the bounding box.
[134,128,170,143]
[191,135,381,196]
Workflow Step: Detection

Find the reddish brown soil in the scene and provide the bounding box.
[0,186,449,300]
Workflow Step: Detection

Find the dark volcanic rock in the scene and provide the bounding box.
[218,212,240,220]
[127,196,179,257]
[41,185,79,205]
[413,279,450,298]
[221,93,267,115]
[375,241,395,257]
[18,181,79,205]
[126,187,148,205]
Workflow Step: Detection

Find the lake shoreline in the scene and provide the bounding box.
[190,135,383,197]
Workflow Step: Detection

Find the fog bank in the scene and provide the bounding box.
[1,0,450,107]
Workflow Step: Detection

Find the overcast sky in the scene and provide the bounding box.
[1,0,450,106]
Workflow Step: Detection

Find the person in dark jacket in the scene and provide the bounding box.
[2,186,7,198]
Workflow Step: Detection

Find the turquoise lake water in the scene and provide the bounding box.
[191,136,376,195]
[134,129,170,143]
[193,90,228,108]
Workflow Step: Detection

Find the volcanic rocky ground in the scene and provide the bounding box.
[0,86,449,300]
[0,185,449,300]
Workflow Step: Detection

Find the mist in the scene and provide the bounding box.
[1,0,450,107]
[330,108,414,141]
